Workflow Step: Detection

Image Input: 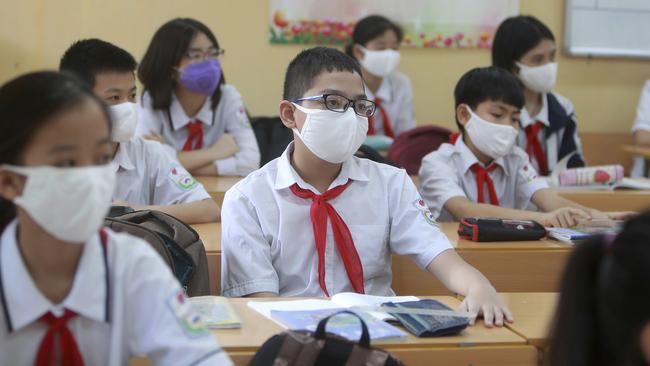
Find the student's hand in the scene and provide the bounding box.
[536,207,591,227]
[143,133,164,144]
[459,283,514,328]
[209,134,240,160]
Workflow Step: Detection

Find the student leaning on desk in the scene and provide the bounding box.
[419,66,634,227]
[221,47,512,328]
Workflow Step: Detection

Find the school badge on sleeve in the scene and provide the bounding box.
[413,198,439,227]
[167,289,209,338]
[521,163,538,182]
[168,166,198,190]
[237,107,251,128]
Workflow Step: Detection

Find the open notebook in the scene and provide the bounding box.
[247,293,420,341]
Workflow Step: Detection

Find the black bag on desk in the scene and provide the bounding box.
[458,218,547,242]
[382,299,469,337]
[248,311,404,366]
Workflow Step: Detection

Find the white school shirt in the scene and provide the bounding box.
[365,72,416,137]
[418,138,549,222]
[136,84,261,176]
[220,143,453,298]
[517,92,583,173]
[0,220,232,366]
[630,80,650,177]
[113,137,211,205]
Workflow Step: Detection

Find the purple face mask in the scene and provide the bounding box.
[178,59,222,95]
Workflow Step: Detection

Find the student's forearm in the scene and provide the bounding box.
[533,188,592,213]
[446,199,541,222]
[190,163,218,176]
[135,199,220,224]
[426,250,493,296]
[177,150,220,171]
[634,129,650,146]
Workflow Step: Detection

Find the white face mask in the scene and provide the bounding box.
[358,47,400,78]
[292,103,368,163]
[109,102,138,143]
[3,164,116,243]
[464,107,518,160]
[516,62,558,93]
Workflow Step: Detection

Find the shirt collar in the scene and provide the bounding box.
[273,142,369,192]
[520,93,550,128]
[455,136,508,176]
[0,220,108,333]
[113,142,135,171]
[169,92,214,131]
[364,77,392,102]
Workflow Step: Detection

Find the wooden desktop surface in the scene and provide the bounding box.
[214,297,536,366]
[501,292,558,348]
[192,222,572,296]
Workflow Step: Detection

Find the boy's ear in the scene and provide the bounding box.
[352,44,365,61]
[279,100,298,129]
[456,104,471,127]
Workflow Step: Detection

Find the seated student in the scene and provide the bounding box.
[0,71,231,365]
[346,15,415,138]
[419,67,623,227]
[136,18,261,177]
[221,47,512,327]
[59,39,219,224]
[548,212,650,366]
[492,15,585,175]
[630,80,650,177]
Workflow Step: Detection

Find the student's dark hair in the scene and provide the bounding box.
[283,47,363,101]
[59,38,137,87]
[345,15,403,57]
[0,71,111,231]
[549,212,650,366]
[491,15,555,73]
[453,66,524,132]
[138,18,225,111]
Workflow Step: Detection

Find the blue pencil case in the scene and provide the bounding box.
[382,299,469,337]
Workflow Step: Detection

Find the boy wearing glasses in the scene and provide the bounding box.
[220,47,513,327]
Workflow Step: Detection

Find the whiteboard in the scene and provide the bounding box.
[565,0,650,59]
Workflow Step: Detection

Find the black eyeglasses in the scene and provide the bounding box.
[292,94,376,117]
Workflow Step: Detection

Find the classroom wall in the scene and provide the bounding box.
[1,0,649,133]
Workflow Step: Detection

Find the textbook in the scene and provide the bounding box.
[547,226,619,244]
[187,296,241,329]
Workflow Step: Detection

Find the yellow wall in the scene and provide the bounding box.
[1,0,649,132]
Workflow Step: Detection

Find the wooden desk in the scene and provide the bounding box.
[192,223,221,296]
[391,223,572,295]
[193,222,571,296]
[196,176,242,205]
[501,292,558,348]
[215,297,536,366]
[556,189,650,211]
[621,144,650,160]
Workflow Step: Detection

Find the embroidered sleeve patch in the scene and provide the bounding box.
[167,289,209,338]
[168,166,198,190]
[521,163,538,182]
[412,198,439,227]
[237,107,251,128]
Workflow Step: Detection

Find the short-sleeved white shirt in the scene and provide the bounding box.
[418,138,549,221]
[112,137,211,205]
[365,72,416,137]
[518,92,583,173]
[630,80,650,177]
[220,144,453,298]
[136,84,261,176]
[0,220,232,365]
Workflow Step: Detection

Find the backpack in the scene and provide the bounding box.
[248,311,404,366]
[104,210,210,296]
[250,116,293,166]
[388,125,452,175]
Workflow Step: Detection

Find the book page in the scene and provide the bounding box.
[247,299,338,327]
[331,292,420,321]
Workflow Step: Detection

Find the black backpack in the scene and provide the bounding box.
[248,311,404,366]
[250,116,293,166]
[104,209,210,296]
